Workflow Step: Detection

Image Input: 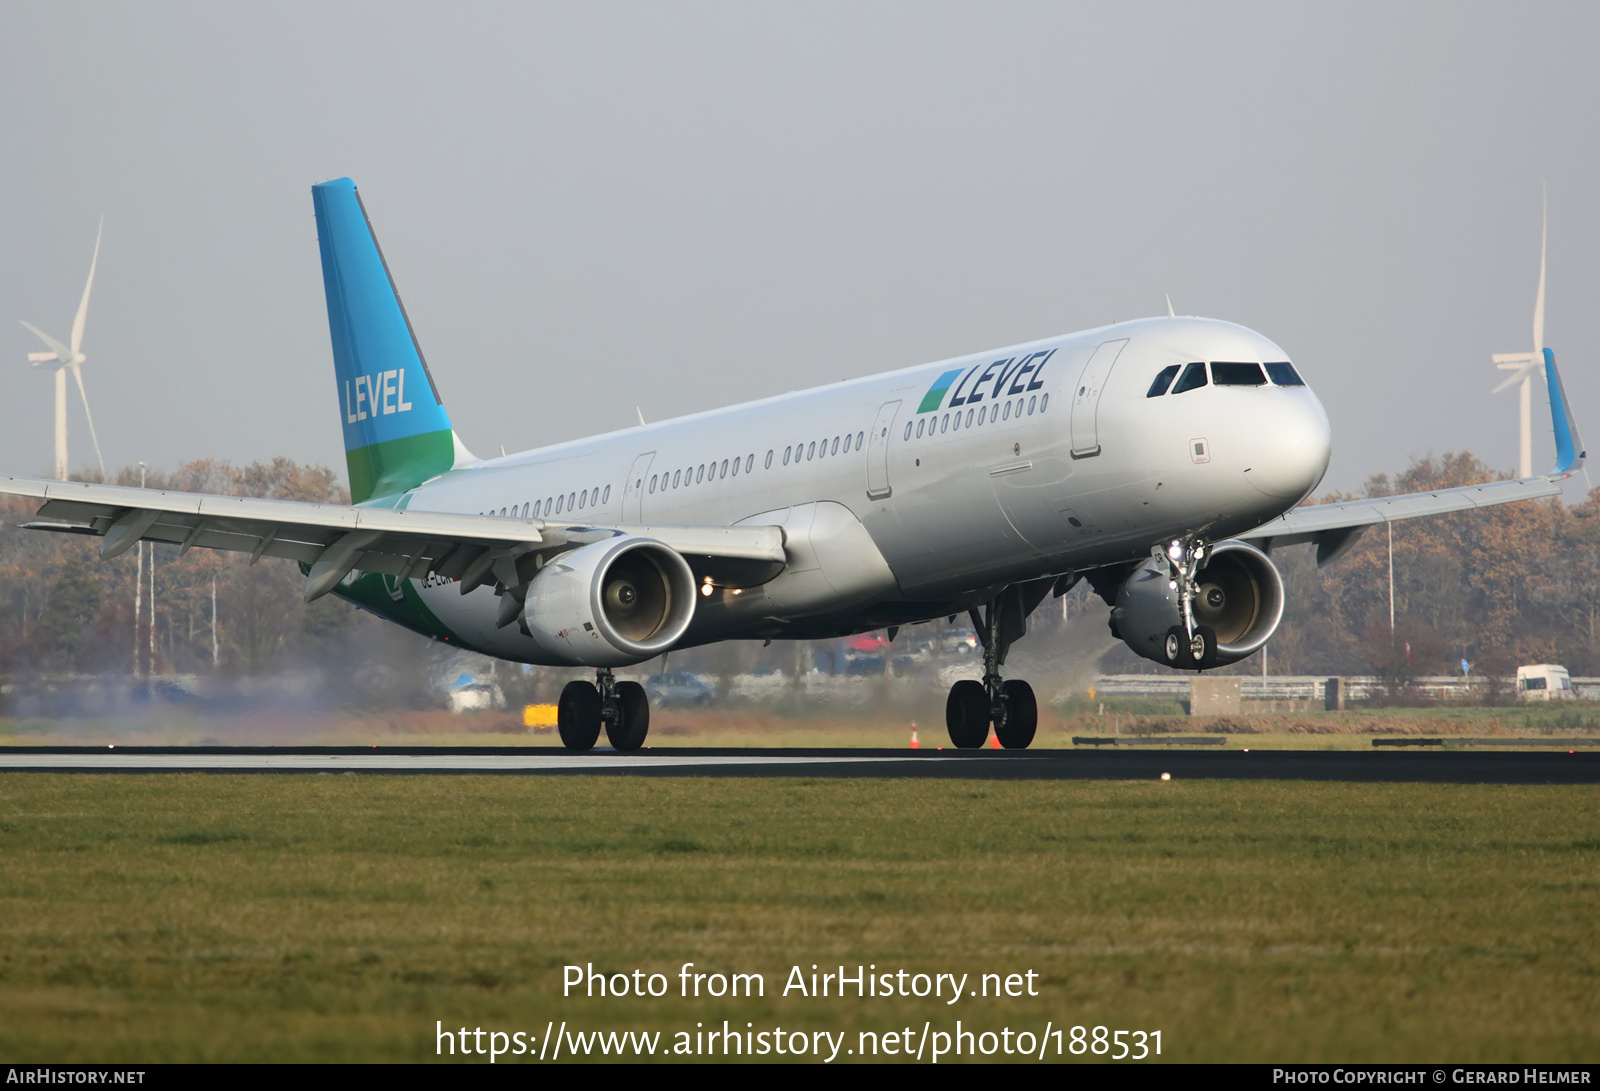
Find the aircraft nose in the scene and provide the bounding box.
[1240,393,1331,501]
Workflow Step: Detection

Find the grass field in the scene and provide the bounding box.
[0,773,1595,1063]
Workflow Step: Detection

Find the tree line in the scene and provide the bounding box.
[2,453,1595,694]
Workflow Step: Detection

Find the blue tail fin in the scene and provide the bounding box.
[312,178,470,503]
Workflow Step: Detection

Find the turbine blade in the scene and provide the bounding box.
[69,219,102,357]
[1533,188,1546,353]
[70,364,106,478]
[1492,363,1540,395]
[20,320,70,360]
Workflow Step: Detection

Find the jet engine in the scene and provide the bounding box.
[522,536,697,667]
[1109,540,1284,669]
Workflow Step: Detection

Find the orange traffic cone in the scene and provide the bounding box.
[909,723,920,749]
[989,732,1001,749]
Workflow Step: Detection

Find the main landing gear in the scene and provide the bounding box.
[558,668,650,752]
[944,585,1045,750]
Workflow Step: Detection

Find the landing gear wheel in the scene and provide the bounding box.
[1163,625,1193,667]
[995,679,1037,749]
[605,680,650,751]
[557,680,602,752]
[946,679,991,749]
[1191,625,1218,670]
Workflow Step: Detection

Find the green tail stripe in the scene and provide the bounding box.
[346,429,456,504]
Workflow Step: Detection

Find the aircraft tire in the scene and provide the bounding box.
[606,681,651,752]
[1192,625,1219,670]
[558,680,603,752]
[1163,626,1193,668]
[946,679,991,749]
[996,679,1037,749]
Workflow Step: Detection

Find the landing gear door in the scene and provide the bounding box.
[1070,338,1129,458]
[866,400,901,499]
[622,452,655,521]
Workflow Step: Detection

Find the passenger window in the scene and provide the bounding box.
[535,500,543,516]
[696,465,705,483]
[832,436,840,454]
[856,431,865,448]
[648,476,656,494]
[731,458,740,476]
[1040,394,1049,412]
[720,459,728,478]
[748,454,756,473]
[578,491,586,510]
[1028,395,1036,414]
[602,485,610,503]
[1147,364,1181,397]
[555,495,564,514]
[904,422,913,440]
[673,470,682,487]
[1265,362,1305,386]
[1002,401,1011,421]
[843,434,852,452]
[807,441,816,459]
[568,492,576,509]
[964,408,973,427]
[916,419,925,438]
[817,438,827,459]
[1171,362,1208,394]
[783,446,791,465]
[1212,362,1267,386]
[764,451,772,469]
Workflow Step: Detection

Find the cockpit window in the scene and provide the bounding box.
[1170,361,1208,394]
[1147,364,1181,398]
[1265,361,1305,386]
[1212,362,1267,386]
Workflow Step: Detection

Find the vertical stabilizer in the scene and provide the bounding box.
[312,178,472,503]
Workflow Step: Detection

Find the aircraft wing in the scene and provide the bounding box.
[1236,476,1568,564]
[0,476,787,602]
[1239,345,1587,566]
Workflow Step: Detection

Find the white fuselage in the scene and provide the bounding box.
[385,316,1332,663]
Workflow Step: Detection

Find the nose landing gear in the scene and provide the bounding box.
[1156,537,1219,670]
[558,667,651,752]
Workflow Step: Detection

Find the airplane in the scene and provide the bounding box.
[3,179,1586,751]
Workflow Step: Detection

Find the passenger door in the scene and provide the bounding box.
[622,452,654,521]
[866,400,901,499]
[1070,338,1129,458]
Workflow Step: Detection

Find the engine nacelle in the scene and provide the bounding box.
[522,536,697,667]
[1110,540,1285,669]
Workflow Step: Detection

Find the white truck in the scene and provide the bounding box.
[1515,664,1574,701]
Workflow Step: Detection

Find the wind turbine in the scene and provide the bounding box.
[20,220,107,481]
[1491,195,1547,480]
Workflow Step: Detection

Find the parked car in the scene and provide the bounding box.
[1516,664,1574,700]
[645,671,714,707]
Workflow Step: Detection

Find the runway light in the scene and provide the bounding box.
[1159,772,1171,781]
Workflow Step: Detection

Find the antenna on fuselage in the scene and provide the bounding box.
[1165,293,1176,318]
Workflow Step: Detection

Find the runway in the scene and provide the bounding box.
[2,746,1597,782]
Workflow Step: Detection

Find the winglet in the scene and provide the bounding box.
[1543,347,1585,476]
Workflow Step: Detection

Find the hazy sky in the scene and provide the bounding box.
[4,2,1598,498]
